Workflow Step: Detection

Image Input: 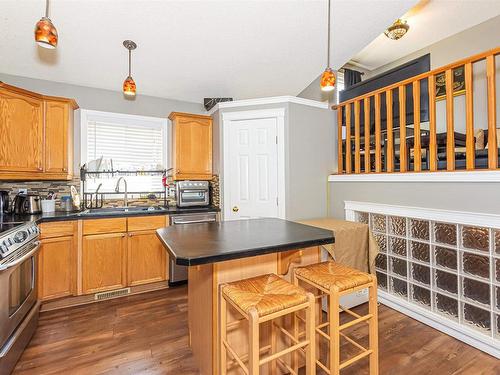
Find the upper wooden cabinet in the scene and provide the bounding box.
[169,112,212,180]
[0,82,78,180]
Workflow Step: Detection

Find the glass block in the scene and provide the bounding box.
[411,263,430,285]
[434,246,457,270]
[496,286,500,311]
[462,252,489,279]
[410,241,430,263]
[357,212,369,224]
[463,303,491,332]
[373,234,387,253]
[462,277,490,306]
[497,315,500,336]
[375,253,387,271]
[390,237,407,256]
[462,225,489,252]
[410,219,429,241]
[376,271,387,290]
[435,293,458,319]
[391,257,407,278]
[390,216,406,236]
[434,222,457,246]
[412,284,431,307]
[495,230,500,255]
[391,277,408,298]
[435,269,458,294]
[371,214,386,233]
[496,259,500,283]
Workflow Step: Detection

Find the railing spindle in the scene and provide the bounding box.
[487,55,497,169]
[364,97,371,173]
[386,90,394,172]
[465,62,475,170]
[428,75,437,171]
[413,81,422,172]
[354,101,361,173]
[445,69,455,171]
[337,106,344,173]
[375,93,382,172]
[399,85,407,172]
[345,104,352,174]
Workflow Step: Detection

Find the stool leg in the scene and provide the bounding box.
[305,293,316,375]
[270,319,277,374]
[292,274,300,373]
[248,309,260,375]
[368,283,379,375]
[220,294,227,375]
[329,290,340,375]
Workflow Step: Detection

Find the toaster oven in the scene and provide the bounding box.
[176,181,210,207]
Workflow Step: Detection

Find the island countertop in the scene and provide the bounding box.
[156,217,335,266]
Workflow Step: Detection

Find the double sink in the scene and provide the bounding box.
[78,206,168,217]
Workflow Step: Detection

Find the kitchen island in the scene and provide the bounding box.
[156,218,334,375]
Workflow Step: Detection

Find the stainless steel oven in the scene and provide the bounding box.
[176,181,210,207]
[0,222,40,375]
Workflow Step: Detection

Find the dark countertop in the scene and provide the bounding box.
[0,206,220,224]
[156,218,335,266]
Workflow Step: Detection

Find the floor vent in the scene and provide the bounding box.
[94,288,130,301]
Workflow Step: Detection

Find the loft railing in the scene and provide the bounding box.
[334,47,500,174]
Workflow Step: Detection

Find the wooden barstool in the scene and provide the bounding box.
[293,261,378,375]
[220,273,316,374]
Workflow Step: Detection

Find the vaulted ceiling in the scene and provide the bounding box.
[0,0,417,103]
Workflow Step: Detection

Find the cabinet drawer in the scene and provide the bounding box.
[39,221,76,239]
[127,215,168,232]
[83,218,127,235]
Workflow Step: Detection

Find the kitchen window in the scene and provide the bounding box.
[80,110,168,195]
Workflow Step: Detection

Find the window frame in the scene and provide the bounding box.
[80,109,169,171]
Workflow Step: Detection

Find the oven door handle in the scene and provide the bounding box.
[0,241,41,272]
[180,190,206,194]
[173,218,216,225]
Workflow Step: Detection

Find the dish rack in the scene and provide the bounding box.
[80,166,168,209]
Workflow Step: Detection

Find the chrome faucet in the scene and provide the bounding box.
[114,177,128,207]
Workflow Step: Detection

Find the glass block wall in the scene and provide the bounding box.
[355,211,500,342]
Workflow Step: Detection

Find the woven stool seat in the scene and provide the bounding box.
[222,274,308,317]
[295,261,374,292]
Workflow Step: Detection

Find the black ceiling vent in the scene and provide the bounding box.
[204,98,233,111]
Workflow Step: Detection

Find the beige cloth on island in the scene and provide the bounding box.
[298,218,379,274]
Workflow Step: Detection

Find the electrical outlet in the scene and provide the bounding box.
[18,188,27,194]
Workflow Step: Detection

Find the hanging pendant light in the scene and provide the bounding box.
[123,40,137,97]
[320,0,335,92]
[34,0,58,49]
[384,19,409,40]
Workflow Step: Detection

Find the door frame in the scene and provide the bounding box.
[221,108,286,220]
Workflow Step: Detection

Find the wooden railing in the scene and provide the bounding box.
[334,47,500,174]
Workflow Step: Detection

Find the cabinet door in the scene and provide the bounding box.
[175,116,212,179]
[127,231,167,286]
[44,100,70,176]
[0,88,44,174]
[82,233,127,294]
[38,236,75,301]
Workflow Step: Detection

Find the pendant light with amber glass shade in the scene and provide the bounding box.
[320,0,335,92]
[34,0,58,49]
[123,40,137,97]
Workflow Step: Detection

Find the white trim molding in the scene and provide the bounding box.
[221,108,286,220]
[208,95,328,115]
[344,200,500,229]
[329,170,500,182]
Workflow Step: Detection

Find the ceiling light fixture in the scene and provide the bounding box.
[34,0,58,49]
[320,0,335,92]
[384,19,409,40]
[123,40,137,97]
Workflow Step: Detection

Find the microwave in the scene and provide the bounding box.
[176,180,210,207]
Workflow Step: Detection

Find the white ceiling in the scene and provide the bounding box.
[0,0,417,103]
[350,0,500,72]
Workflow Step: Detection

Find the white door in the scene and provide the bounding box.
[226,117,279,220]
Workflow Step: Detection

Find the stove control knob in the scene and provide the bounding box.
[14,231,28,244]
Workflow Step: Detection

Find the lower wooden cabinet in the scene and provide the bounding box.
[82,232,128,294]
[127,231,168,286]
[38,235,76,301]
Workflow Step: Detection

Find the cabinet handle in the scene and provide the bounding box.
[63,167,67,172]
[38,166,43,171]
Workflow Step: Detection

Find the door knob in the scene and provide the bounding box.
[232,206,239,213]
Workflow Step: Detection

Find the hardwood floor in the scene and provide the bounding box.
[13,286,498,375]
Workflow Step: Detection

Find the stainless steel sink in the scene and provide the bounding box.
[79,206,168,216]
